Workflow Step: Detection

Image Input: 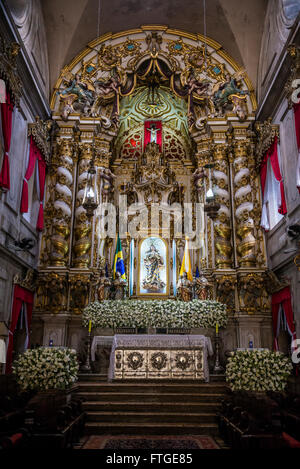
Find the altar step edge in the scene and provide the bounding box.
[83,401,221,412]
[84,422,220,436]
[78,373,225,383]
[85,411,218,424]
[77,392,225,403]
[77,383,227,394]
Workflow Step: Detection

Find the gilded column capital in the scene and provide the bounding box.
[285,43,300,108]
[28,117,53,165]
[254,118,280,169]
[0,35,22,107]
[194,137,213,168]
[57,138,74,156]
[79,143,93,161]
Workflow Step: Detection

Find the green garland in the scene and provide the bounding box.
[226,350,293,392]
[82,299,227,329]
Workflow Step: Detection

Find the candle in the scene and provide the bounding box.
[216,322,219,334]
[88,320,92,333]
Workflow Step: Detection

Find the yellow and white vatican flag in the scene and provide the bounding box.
[179,237,193,281]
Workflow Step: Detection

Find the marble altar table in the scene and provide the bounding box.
[93,334,213,382]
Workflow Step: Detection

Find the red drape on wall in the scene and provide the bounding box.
[0,90,13,191]
[260,136,287,215]
[20,137,38,213]
[5,285,34,374]
[272,286,296,351]
[293,102,300,193]
[20,136,46,231]
[36,157,46,231]
[144,120,162,151]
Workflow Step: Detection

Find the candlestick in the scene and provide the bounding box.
[213,328,224,374]
[88,320,92,333]
[81,329,92,373]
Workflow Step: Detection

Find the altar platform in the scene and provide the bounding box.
[91,334,213,382]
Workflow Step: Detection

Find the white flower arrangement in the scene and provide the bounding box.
[12,347,79,392]
[226,350,293,392]
[82,299,227,329]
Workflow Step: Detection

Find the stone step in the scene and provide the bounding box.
[85,422,219,436]
[86,411,217,424]
[77,391,225,403]
[78,382,227,394]
[79,373,107,382]
[79,374,226,383]
[83,401,221,413]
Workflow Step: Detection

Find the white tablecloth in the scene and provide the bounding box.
[91,336,114,361]
[106,334,213,382]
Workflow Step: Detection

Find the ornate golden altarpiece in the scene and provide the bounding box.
[32,26,276,355]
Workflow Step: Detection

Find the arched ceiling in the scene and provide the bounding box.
[41,0,268,97]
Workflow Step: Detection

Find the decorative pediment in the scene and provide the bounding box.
[0,35,22,106]
[254,118,280,169]
[28,116,53,165]
[263,269,290,294]
[51,27,256,125]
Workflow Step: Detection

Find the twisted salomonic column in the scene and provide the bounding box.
[93,134,116,269]
[213,144,233,269]
[192,135,214,269]
[49,139,74,267]
[233,140,256,267]
[72,144,92,269]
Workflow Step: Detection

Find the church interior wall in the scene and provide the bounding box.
[257,17,300,353]
[0,4,51,345]
[0,1,299,378]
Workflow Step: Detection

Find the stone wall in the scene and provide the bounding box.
[257,9,300,345]
[0,3,51,360]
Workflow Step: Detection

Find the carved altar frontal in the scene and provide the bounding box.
[108,334,213,381]
[113,348,204,380]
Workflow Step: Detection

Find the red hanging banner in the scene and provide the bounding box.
[0,90,13,191]
[5,285,34,374]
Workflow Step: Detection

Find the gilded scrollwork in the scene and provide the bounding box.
[215,275,237,312]
[285,44,300,108]
[0,35,22,106]
[69,274,90,312]
[35,272,68,313]
[238,273,271,314]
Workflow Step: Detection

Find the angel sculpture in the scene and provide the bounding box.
[212,70,249,119]
[58,72,95,120]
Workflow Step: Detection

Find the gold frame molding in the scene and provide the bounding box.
[137,235,170,298]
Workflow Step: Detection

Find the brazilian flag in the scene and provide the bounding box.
[113,235,126,280]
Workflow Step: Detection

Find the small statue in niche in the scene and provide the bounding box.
[176,272,193,302]
[194,272,212,300]
[96,269,111,302]
[47,275,66,309]
[113,272,127,300]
